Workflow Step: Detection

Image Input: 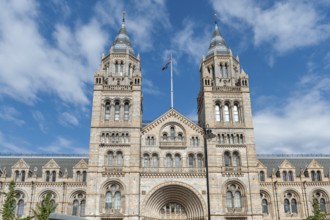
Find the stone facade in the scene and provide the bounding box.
[1,17,330,220]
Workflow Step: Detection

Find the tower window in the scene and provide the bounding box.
[233,104,239,122]
[105,101,110,120]
[224,104,230,122]
[114,102,120,121]
[124,102,129,121]
[215,104,221,122]
[170,126,175,141]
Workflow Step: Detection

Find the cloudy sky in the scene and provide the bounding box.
[0,0,330,155]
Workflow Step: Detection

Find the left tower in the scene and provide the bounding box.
[86,13,142,220]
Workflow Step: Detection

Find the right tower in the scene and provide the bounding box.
[198,21,263,220]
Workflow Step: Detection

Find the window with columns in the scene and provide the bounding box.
[105,101,110,120]
[224,151,241,167]
[283,192,298,214]
[260,192,270,215]
[224,104,230,122]
[215,103,221,122]
[105,183,122,210]
[106,151,123,168]
[15,191,25,217]
[114,102,120,121]
[313,191,328,213]
[45,170,57,182]
[124,102,129,121]
[14,170,26,182]
[226,183,243,210]
[71,192,86,217]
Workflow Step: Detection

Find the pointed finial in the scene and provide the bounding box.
[214,13,218,25]
[122,11,126,25]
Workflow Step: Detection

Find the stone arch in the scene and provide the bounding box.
[142,182,206,219]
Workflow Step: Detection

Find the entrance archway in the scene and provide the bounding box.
[142,183,206,220]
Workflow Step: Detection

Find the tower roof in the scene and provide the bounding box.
[111,12,135,55]
[206,22,230,58]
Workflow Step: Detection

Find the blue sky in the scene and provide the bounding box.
[0,0,330,154]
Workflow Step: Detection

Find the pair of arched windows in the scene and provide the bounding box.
[224,151,241,167]
[72,193,86,216]
[311,170,322,181]
[104,101,130,121]
[282,170,294,181]
[114,61,124,75]
[217,134,244,144]
[191,136,199,146]
[105,184,122,210]
[284,192,298,214]
[226,184,242,209]
[76,171,87,182]
[14,170,26,182]
[165,154,182,169]
[160,203,186,218]
[259,171,266,182]
[45,171,56,182]
[143,154,159,168]
[107,151,123,168]
[215,103,240,123]
[188,154,203,169]
[16,192,25,217]
[219,63,229,78]
[146,136,155,146]
[101,133,129,144]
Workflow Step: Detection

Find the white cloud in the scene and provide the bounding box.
[58,112,79,127]
[171,19,210,64]
[0,0,107,105]
[32,111,47,133]
[211,0,330,53]
[143,79,161,95]
[95,0,170,52]
[0,106,25,126]
[254,74,330,154]
[0,131,31,153]
[38,136,88,154]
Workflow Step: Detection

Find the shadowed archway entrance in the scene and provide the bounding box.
[142,184,206,220]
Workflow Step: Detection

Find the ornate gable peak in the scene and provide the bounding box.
[278,159,295,169]
[307,159,323,169]
[12,159,30,169]
[73,159,88,169]
[142,108,203,135]
[42,159,60,169]
[256,160,267,169]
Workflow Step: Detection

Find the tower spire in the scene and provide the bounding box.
[122,11,126,26]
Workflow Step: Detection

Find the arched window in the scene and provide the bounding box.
[178,133,183,141]
[52,171,56,182]
[311,171,316,181]
[288,171,293,181]
[224,151,231,166]
[284,199,290,213]
[220,63,223,77]
[224,104,230,122]
[170,126,175,141]
[152,154,158,168]
[226,184,243,210]
[284,192,299,214]
[282,171,287,181]
[115,192,121,209]
[117,152,123,167]
[124,102,129,121]
[175,154,181,169]
[320,198,326,212]
[262,199,268,214]
[72,200,79,216]
[166,154,172,169]
[105,192,112,209]
[120,61,124,75]
[115,61,118,73]
[234,191,242,208]
[46,171,50,182]
[163,133,168,142]
[82,171,87,182]
[105,184,122,210]
[291,199,297,213]
[188,154,194,168]
[15,170,20,182]
[151,136,154,145]
[197,154,203,169]
[108,151,114,166]
[114,102,120,121]
[21,171,25,182]
[105,101,110,120]
[17,199,24,217]
[226,192,233,208]
[233,104,239,122]
[317,171,322,181]
[239,134,244,144]
[76,171,81,182]
[143,154,149,167]
[80,200,86,216]
[259,171,265,182]
[232,152,240,167]
[215,104,221,122]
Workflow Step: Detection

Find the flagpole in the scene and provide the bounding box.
[170,52,174,108]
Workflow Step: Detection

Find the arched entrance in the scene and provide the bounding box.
[142,184,206,220]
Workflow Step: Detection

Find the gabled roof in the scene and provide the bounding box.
[278,159,295,169]
[141,108,203,135]
[11,158,30,169]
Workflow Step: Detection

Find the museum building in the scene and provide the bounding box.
[0,16,330,220]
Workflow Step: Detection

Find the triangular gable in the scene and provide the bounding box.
[142,108,203,135]
[42,159,60,169]
[278,159,295,169]
[307,159,323,169]
[256,160,267,169]
[73,159,88,169]
[11,159,30,169]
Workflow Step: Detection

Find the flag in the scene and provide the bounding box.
[162,57,172,71]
